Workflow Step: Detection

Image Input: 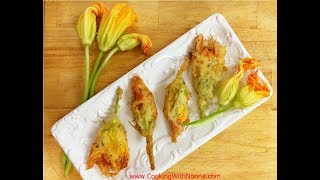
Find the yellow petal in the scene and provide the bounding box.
[217,58,259,106]
[97,3,137,52]
[76,2,107,46]
[247,70,270,92]
[239,58,260,72]
[233,71,270,108]
[139,34,152,54]
[90,2,107,17]
[217,70,243,106]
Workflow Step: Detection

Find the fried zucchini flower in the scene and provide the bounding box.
[87,87,130,176]
[129,76,158,170]
[163,59,191,143]
[191,34,226,118]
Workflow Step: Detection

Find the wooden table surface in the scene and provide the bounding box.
[44,0,276,179]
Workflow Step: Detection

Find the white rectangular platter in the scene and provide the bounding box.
[51,13,273,180]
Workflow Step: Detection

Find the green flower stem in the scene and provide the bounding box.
[80,45,91,103]
[114,88,123,115]
[60,153,71,176]
[89,50,104,87]
[63,45,91,176]
[186,106,233,127]
[61,152,67,168]
[89,47,119,98]
[64,156,72,176]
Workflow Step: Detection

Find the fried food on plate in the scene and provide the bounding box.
[87,87,130,176]
[130,76,158,170]
[163,59,191,143]
[191,34,226,118]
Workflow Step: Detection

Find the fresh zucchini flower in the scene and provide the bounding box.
[217,58,259,106]
[117,33,152,53]
[233,70,270,108]
[76,2,107,46]
[97,3,137,52]
[64,2,107,177]
[89,3,137,93]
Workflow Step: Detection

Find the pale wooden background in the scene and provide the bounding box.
[44,0,276,179]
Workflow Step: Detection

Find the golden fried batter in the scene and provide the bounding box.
[163,59,191,143]
[130,76,158,170]
[191,34,226,118]
[87,87,129,176]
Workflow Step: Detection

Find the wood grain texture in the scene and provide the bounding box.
[44,0,276,179]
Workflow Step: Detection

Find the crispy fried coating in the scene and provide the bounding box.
[130,76,158,170]
[87,88,130,176]
[191,34,226,118]
[163,59,191,143]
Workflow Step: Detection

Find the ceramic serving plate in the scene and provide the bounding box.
[51,13,272,180]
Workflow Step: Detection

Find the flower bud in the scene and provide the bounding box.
[117,33,152,53]
[217,58,259,106]
[233,71,270,108]
[76,2,107,46]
